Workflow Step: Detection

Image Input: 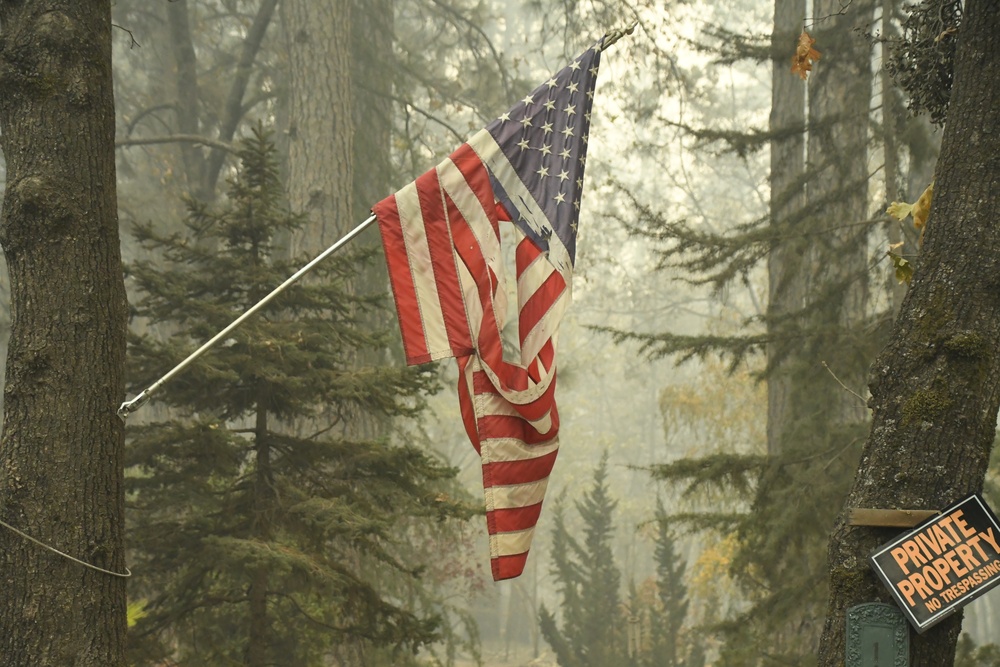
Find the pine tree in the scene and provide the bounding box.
[596,2,893,662]
[647,499,692,667]
[540,453,625,667]
[123,126,477,665]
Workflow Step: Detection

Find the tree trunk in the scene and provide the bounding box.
[246,382,273,667]
[805,0,875,427]
[766,0,807,456]
[0,3,128,666]
[817,2,1000,664]
[282,0,355,253]
[165,0,278,203]
[278,6,373,661]
[351,0,394,220]
[754,2,876,658]
[165,0,207,200]
[881,0,907,316]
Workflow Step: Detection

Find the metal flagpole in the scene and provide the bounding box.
[117,21,638,421]
[117,213,377,420]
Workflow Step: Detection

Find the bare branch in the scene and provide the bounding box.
[115,134,236,153]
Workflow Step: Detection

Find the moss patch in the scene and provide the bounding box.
[902,387,953,426]
[942,331,987,358]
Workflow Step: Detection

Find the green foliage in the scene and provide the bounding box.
[124,126,479,666]
[885,0,962,125]
[541,460,706,667]
[645,499,702,667]
[540,454,625,667]
[648,453,767,499]
[609,5,893,662]
[956,633,1000,667]
[714,436,864,666]
[126,600,149,629]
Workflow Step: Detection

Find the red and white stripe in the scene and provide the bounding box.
[373,135,571,581]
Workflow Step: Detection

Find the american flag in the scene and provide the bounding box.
[373,41,602,581]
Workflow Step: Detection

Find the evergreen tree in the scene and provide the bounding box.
[647,499,694,667]
[123,126,477,665]
[540,453,624,667]
[597,2,895,662]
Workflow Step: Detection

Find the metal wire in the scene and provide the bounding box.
[0,516,131,578]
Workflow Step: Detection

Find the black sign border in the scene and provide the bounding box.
[869,493,1000,633]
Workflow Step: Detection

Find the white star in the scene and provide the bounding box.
[559,147,572,159]
[522,94,534,105]
[568,82,579,94]
[540,144,552,156]
[569,60,581,71]
[554,192,566,205]
[542,121,553,134]
[544,99,556,111]
[586,89,594,100]
[585,111,591,122]
[561,126,575,138]
[520,116,532,128]
[499,112,511,122]
[537,165,550,179]
[546,77,559,88]
[564,104,576,116]
[518,138,530,151]
[558,170,570,182]
[589,65,599,77]
[573,199,581,211]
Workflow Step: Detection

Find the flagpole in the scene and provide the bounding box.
[117,22,639,422]
[117,213,378,421]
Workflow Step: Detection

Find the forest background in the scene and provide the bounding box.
[0,0,996,665]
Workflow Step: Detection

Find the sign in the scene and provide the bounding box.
[845,603,909,667]
[870,493,1000,632]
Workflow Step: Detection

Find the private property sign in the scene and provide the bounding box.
[870,494,1000,632]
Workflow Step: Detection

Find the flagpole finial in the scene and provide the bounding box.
[601,19,638,52]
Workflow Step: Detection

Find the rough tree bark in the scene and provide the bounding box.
[282,0,354,253]
[805,0,875,426]
[766,0,807,457]
[752,1,875,659]
[817,2,1000,664]
[351,0,394,220]
[0,3,128,666]
[279,4,383,663]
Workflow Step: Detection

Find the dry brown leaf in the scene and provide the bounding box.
[791,31,821,80]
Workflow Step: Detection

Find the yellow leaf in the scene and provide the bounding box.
[791,31,821,80]
[886,181,934,244]
[911,181,934,232]
[886,201,914,221]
